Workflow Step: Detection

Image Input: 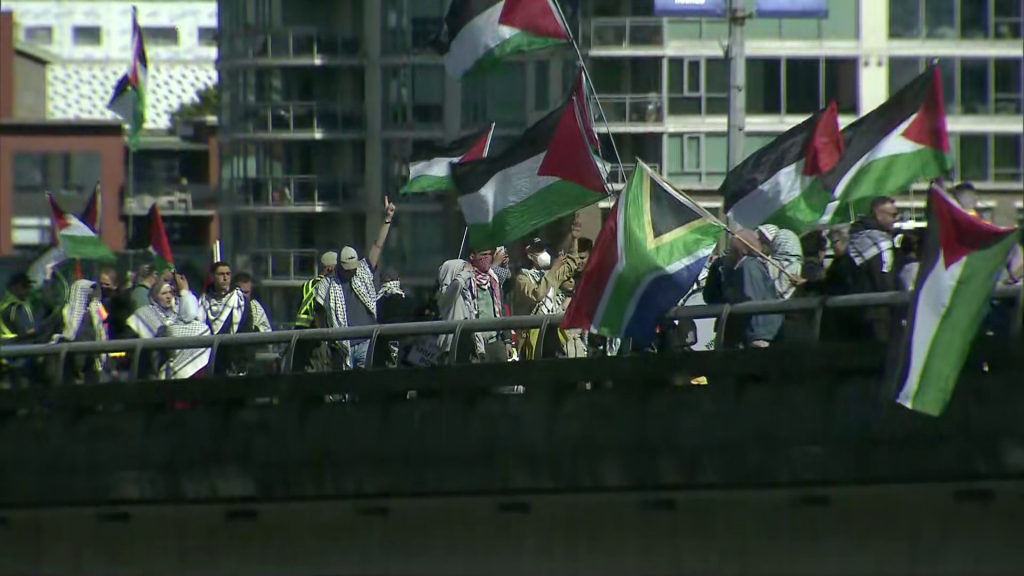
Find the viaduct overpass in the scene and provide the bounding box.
[1,290,1022,575]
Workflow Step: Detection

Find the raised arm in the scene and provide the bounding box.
[368,197,397,270]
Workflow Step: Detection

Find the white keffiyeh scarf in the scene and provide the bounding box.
[849,227,894,273]
[164,319,212,380]
[377,280,405,300]
[319,260,377,359]
[201,288,246,335]
[60,280,107,343]
[127,299,179,339]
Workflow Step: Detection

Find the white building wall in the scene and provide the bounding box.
[5,1,218,129]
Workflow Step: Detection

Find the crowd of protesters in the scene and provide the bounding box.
[2,185,1022,386]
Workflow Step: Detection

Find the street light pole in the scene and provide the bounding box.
[726,0,748,173]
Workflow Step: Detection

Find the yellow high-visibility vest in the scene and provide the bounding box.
[0,292,33,340]
[294,275,324,328]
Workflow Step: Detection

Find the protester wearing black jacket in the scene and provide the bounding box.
[845,196,900,342]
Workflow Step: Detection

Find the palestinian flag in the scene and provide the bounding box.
[48,192,116,262]
[146,203,175,271]
[107,6,148,149]
[452,97,607,249]
[436,0,569,79]
[401,123,495,195]
[721,101,844,232]
[49,182,102,244]
[823,65,951,223]
[893,185,1021,416]
[562,161,721,342]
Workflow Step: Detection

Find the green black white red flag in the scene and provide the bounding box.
[400,124,495,195]
[451,97,607,249]
[435,0,569,79]
[892,184,1021,416]
[107,6,148,150]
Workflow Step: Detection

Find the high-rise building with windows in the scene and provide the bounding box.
[586,0,1022,224]
[217,0,1022,324]
[217,0,576,322]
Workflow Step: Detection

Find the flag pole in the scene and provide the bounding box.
[127,144,135,272]
[551,0,627,187]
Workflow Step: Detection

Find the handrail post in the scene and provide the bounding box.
[713,304,731,350]
[282,333,300,374]
[534,316,551,360]
[208,339,220,375]
[1011,283,1023,340]
[811,296,827,343]
[129,339,144,382]
[449,324,465,367]
[366,327,381,368]
[55,346,68,385]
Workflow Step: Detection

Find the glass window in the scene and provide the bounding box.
[12,151,101,194]
[412,65,444,125]
[889,57,1020,115]
[891,0,1023,39]
[666,134,727,186]
[198,27,217,47]
[667,58,727,116]
[747,59,782,114]
[23,26,53,45]
[958,135,989,181]
[142,27,179,47]
[786,59,821,114]
[463,63,526,128]
[72,26,102,46]
[992,134,1023,181]
[742,134,780,160]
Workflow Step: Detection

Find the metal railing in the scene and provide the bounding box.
[238,102,365,135]
[599,94,664,124]
[3,287,1020,383]
[232,27,361,60]
[608,163,661,186]
[590,17,664,49]
[233,175,357,208]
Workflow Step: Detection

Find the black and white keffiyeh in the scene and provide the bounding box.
[60,280,107,343]
[200,287,246,334]
[315,259,377,357]
[163,318,212,380]
[849,226,894,273]
[377,280,405,300]
[127,299,178,339]
[250,299,272,332]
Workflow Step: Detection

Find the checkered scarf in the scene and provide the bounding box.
[849,220,894,273]
[127,298,179,339]
[200,287,246,334]
[163,318,212,380]
[471,267,502,318]
[322,260,377,358]
[60,280,107,343]
[526,269,565,316]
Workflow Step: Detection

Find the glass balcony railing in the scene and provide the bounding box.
[608,163,661,187]
[233,175,361,209]
[590,18,665,49]
[599,94,664,124]
[231,27,361,60]
[249,249,320,282]
[237,101,365,135]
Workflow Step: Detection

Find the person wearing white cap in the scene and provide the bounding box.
[313,197,397,369]
[755,223,804,300]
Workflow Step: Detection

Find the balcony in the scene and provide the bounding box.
[599,94,664,125]
[234,101,365,138]
[590,18,665,50]
[249,249,319,283]
[232,176,361,212]
[606,162,661,188]
[226,27,361,63]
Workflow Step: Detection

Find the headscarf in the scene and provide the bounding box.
[127,279,179,339]
[377,268,405,299]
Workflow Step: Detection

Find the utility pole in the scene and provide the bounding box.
[726,0,749,172]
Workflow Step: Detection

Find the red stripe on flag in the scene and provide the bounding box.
[561,199,620,331]
[499,0,570,40]
[902,66,950,153]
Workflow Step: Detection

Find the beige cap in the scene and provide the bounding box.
[339,246,360,271]
[321,251,338,266]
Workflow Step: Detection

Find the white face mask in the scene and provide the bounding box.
[534,251,551,270]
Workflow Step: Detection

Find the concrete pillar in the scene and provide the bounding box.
[859,0,889,113]
[443,74,464,252]
[549,57,564,113]
[363,0,383,252]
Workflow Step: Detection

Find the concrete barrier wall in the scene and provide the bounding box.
[2,484,1023,576]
